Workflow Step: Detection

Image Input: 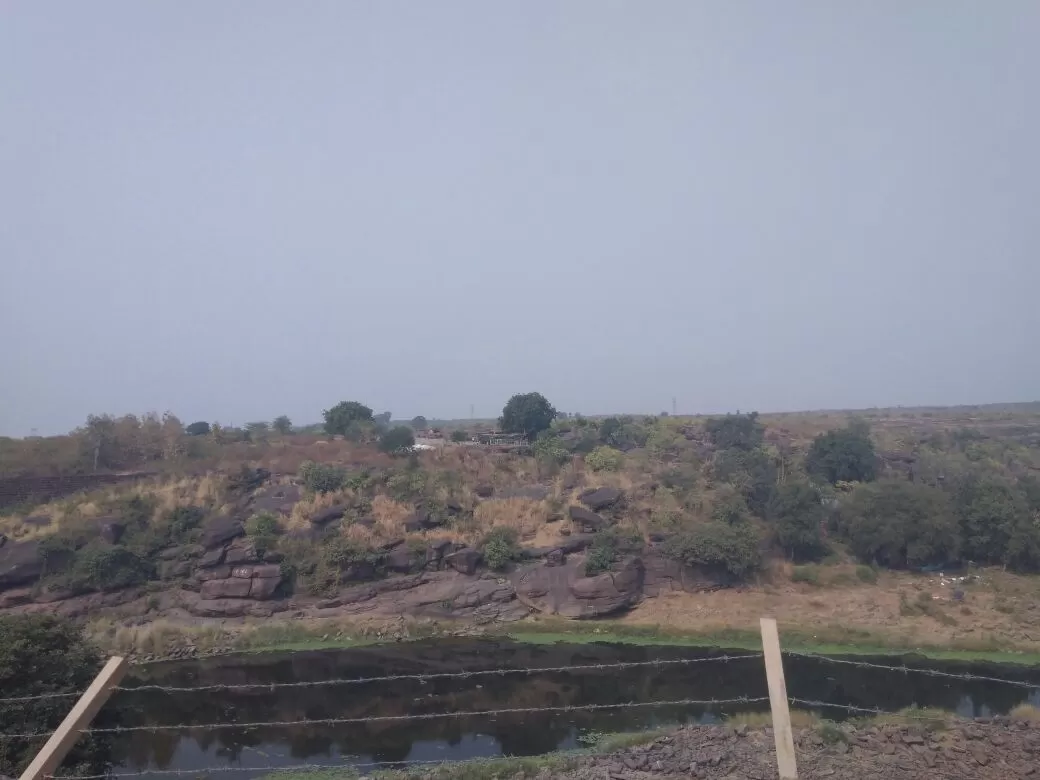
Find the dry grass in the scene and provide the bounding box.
[1010,704,1040,722]
[473,498,551,544]
[725,710,819,728]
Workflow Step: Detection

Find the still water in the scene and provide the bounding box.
[108,639,1040,776]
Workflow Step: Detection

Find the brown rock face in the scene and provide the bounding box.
[200,516,244,549]
[200,577,252,599]
[0,540,44,590]
[444,548,482,575]
[512,555,644,618]
[579,487,623,511]
[568,505,612,532]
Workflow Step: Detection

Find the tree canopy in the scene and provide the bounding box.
[806,423,877,485]
[411,415,428,430]
[272,415,292,434]
[323,401,374,435]
[379,426,416,454]
[768,482,827,562]
[185,420,210,436]
[499,392,557,439]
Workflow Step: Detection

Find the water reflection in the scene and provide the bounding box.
[109,640,1040,777]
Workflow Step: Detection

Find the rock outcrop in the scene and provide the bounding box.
[568,505,612,532]
[579,487,624,511]
[200,516,244,549]
[512,554,644,618]
[0,540,44,590]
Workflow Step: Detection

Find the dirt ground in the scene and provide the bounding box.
[548,718,1040,780]
[620,566,1040,653]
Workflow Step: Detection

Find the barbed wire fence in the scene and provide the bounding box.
[3,631,1039,780]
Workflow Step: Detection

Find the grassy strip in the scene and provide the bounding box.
[503,619,1040,665]
[256,729,669,780]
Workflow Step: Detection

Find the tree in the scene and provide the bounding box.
[245,421,269,439]
[185,421,211,436]
[0,615,116,778]
[768,482,827,562]
[954,476,1039,570]
[323,401,373,435]
[272,415,293,434]
[806,424,878,485]
[373,411,392,431]
[704,412,764,451]
[379,426,416,454]
[450,429,470,443]
[499,392,556,439]
[837,481,958,569]
[410,415,428,430]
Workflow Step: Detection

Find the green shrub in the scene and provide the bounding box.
[585,446,624,472]
[379,426,416,454]
[245,512,280,555]
[66,544,153,591]
[482,527,519,571]
[300,462,347,494]
[855,565,878,584]
[323,400,374,435]
[704,412,764,451]
[0,615,114,778]
[837,481,959,569]
[769,482,827,562]
[663,521,762,579]
[385,467,428,502]
[806,422,877,485]
[584,528,646,576]
[450,429,470,443]
[166,506,204,544]
[791,565,821,585]
[533,436,571,466]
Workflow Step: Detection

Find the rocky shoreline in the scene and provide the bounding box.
[456,717,1040,780]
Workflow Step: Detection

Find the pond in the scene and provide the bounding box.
[107,639,1040,777]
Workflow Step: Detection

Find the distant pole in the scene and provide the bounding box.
[672,397,677,415]
[470,404,474,420]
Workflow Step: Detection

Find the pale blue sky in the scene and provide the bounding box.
[2,2,1038,435]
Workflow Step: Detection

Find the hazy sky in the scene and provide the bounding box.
[2,2,1038,436]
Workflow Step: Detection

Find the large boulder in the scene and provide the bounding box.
[224,539,259,565]
[200,516,244,549]
[97,518,125,545]
[474,483,495,498]
[579,487,623,511]
[498,485,550,501]
[512,555,644,618]
[0,540,44,590]
[444,548,482,575]
[385,547,414,573]
[310,504,348,526]
[200,577,252,599]
[568,505,611,533]
[402,509,442,532]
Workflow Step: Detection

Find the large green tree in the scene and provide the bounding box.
[837,481,958,569]
[271,415,293,434]
[499,392,557,439]
[806,423,877,485]
[322,401,373,435]
[954,476,1039,571]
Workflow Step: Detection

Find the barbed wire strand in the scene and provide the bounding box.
[0,696,769,740]
[0,654,763,704]
[784,651,1040,690]
[789,697,960,721]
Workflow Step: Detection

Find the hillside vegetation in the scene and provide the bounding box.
[2,399,1040,654]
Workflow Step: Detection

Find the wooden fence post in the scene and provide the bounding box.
[760,618,798,779]
[19,656,128,780]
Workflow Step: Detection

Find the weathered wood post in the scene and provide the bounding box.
[760,618,798,779]
[19,656,128,780]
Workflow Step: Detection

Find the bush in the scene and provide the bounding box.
[411,415,428,430]
[954,476,1039,570]
[245,512,280,555]
[0,615,115,778]
[300,461,347,494]
[584,528,643,576]
[663,521,762,579]
[712,446,777,517]
[323,400,374,435]
[185,421,211,436]
[499,392,557,440]
[806,423,877,485]
[704,412,764,451]
[67,544,153,591]
[533,435,570,466]
[482,527,519,571]
[855,565,878,584]
[769,482,827,562]
[711,487,753,525]
[450,429,470,443]
[586,446,624,472]
[837,481,959,569]
[379,426,416,454]
[272,415,292,434]
[166,505,204,544]
[791,565,821,585]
